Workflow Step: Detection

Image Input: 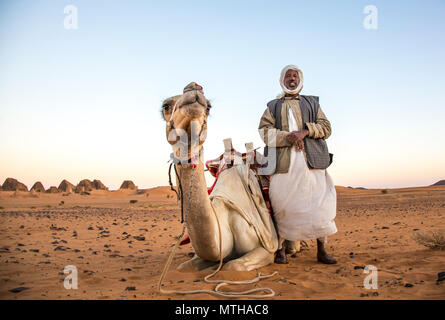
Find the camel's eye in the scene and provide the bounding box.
[206,102,212,113]
[163,104,170,111]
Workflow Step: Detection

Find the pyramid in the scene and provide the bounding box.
[93,179,108,190]
[30,181,45,192]
[120,180,137,190]
[58,179,75,193]
[46,186,59,193]
[75,179,94,193]
[2,178,28,191]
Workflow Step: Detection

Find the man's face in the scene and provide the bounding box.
[284,69,299,90]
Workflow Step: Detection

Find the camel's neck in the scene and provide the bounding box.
[176,160,220,260]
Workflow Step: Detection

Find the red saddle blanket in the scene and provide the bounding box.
[180,149,272,245]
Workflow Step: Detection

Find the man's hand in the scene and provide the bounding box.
[294,139,304,151]
[286,130,309,145]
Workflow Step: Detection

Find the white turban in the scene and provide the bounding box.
[279,64,304,97]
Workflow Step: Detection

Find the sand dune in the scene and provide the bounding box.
[0,185,444,300]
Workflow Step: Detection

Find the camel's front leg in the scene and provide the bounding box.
[221,247,274,271]
[177,254,219,272]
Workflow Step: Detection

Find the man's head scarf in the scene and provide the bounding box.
[279,65,304,97]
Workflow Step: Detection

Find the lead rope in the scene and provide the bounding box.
[158,163,278,298]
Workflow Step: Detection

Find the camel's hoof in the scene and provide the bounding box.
[274,254,288,264]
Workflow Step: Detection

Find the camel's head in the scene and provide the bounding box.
[161,82,212,162]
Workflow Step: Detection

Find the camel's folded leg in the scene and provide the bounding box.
[221,247,274,271]
[177,254,219,272]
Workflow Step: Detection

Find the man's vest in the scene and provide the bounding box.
[265,95,333,171]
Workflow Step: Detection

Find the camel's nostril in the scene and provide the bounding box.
[177,90,207,109]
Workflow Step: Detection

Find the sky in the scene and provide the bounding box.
[1,0,444,190]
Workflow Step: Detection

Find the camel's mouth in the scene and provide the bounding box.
[176,89,208,119]
[167,116,206,163]
[178,102,207,119]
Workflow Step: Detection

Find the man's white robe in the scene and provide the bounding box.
[269,105,337,248]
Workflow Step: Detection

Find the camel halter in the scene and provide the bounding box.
[158,161,278,298]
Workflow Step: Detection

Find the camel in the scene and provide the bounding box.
[160,82,280,271]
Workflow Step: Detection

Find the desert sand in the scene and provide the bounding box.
[0,185,444,300]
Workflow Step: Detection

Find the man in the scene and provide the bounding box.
[258,65,337,264]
